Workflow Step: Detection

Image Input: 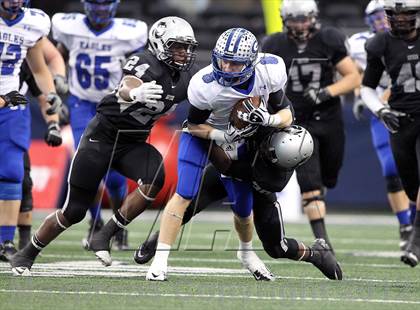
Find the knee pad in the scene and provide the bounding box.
[385,175,403,193]
[0,180,22,200]
[263,238,299,259]
[61,185,96,225]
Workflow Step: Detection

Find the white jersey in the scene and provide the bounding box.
[188,53,288,130]
[52,13,147,103]
[348,31,389,92]
[0,8,50,95]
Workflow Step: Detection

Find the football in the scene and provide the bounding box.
[229,96,262,129]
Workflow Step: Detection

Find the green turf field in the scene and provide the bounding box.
[0,211,419,310]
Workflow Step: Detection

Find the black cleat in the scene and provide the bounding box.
[0,241,17,262]
[82,218,104,250]
[89,230,112,267]
[10,250,34,276]
[399,224,413,251]
[309,239,343,280]
[401,234,420,267]
[113,228,129,251]
[134,231,159,265]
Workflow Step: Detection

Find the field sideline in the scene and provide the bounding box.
[0,210,419,310]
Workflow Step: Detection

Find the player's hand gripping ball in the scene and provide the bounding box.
[229,96,261,130]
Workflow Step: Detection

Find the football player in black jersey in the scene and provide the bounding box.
[10,16,199,275]
[360,0,420,267]
[261,0,361,251]
[135,124,343,280]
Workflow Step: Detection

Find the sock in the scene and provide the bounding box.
[153,242,171,266]
[21,235,44,259]
[101,217,124,239]
[89,205,102,222]
[0,225,16,243]
[18,225,31,250]
[239,240,253,253]
[310,219,333,252]
[410,203,416,224]
[396,209,412,225]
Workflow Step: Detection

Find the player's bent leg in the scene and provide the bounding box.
[91,184,160,266]
[10,184,96,276]
[146,193,191,281]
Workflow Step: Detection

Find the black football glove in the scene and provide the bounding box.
[46,92,62,115]
[44,121,62,147]
[377,107,407,133]
[303,87,332,105]
[0,91,27,107]
[53,74,69,95]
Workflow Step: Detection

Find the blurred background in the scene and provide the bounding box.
[28,0,386,212]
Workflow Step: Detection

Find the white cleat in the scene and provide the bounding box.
[146,263,167,281]
[12,267,31,277]
[237,250,275,281]
[95,250,112,267]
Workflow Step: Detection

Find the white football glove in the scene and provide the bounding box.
[224,123,258,143]
[237,98,281,127]
[129,81,164,105]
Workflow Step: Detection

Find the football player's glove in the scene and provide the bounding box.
[44,121,62,147]
[129,81,164,105]
[46,92,62,115]
[238,99,280,126]
[304,87,332,105]
[377,107,407,133]
[224,123,257,143]
[53,74,69,95]
[0,91,27,107]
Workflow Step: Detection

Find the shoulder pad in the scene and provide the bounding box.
[23,8,51,37]
[365,32,387,58]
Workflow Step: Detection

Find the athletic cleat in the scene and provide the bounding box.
[89,231,112,267]
[309,238,343,280]
[113,228,129,251]
[134,231,159,265]
[237,250,275,281]
[401,235,420,267]
[146,264,167,281]
[82,218,104,250]
[0,241,17,262]
[399,224,413,251]
[9,251,34,277]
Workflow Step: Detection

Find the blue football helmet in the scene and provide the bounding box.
[212,28,259,87]
[82,0,119,27]
[365,0,389,33]
[0,0,29,15]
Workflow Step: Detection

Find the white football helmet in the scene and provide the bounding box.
[383,0,420,39]
[148,16,198,71]
[365,1,389,33]
[261,125,313,170]
[212,28,259,87]
[281,0,320,43]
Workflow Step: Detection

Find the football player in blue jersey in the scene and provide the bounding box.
[0,0,61,261]
[349,0,414,251]
[51,0,148,250]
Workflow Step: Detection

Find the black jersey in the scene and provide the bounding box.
[97,49,199,141]
[363,31,420,115]
[261,27,348,114]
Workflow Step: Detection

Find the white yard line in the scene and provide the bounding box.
[0,289,418,305]
[0,261,418,283]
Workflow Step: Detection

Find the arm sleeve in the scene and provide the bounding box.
[187,104,212,125]
[362,53,385,89]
